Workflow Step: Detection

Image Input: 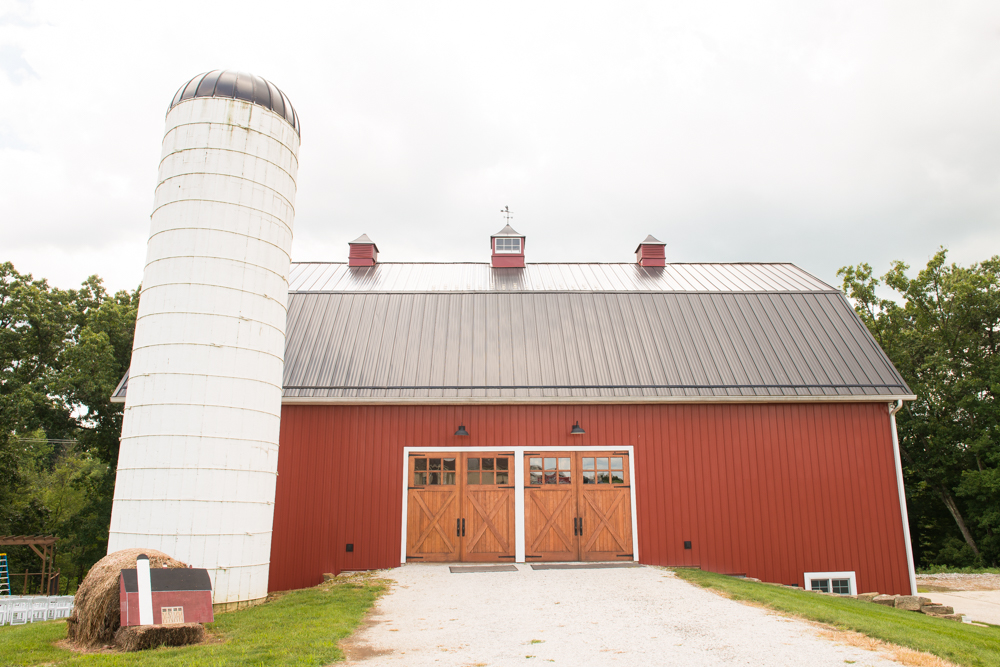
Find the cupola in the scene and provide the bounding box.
[348,234,379,267]
[635,235,666,267]
[491,224,526,268]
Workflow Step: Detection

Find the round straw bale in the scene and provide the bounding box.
[67,548,187,647]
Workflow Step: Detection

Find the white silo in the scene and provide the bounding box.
[108,70,300,607]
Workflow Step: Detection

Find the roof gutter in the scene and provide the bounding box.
[889,398,918,595]
[280,394,918,406]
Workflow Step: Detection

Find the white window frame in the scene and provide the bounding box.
[804,571,856,595]
[494,238,522,254]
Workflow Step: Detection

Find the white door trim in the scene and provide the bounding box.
[400,446,639,564]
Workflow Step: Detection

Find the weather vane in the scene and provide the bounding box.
[501,205,513,224]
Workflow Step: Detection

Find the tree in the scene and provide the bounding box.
[0,262,138,589]
[839,250,1000,566]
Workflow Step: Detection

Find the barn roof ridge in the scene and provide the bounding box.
[287,261,837,293]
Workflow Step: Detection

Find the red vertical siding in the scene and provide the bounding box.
[268,403,910,595]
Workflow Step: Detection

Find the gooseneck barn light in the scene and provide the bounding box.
[570,421,586,435]
[455,424,470,436]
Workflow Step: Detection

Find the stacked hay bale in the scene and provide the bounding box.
[114,623,205,651]
[67,548,202,650]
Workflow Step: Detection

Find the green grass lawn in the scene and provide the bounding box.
[673,568,1000,667]
[0,574,387,666]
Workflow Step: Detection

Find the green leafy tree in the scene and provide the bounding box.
[839,251,1000,566]
[0,262,137,589]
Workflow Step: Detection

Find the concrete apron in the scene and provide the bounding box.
[925,591,1000,625]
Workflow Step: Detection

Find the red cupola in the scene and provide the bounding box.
[635,235,666,267]
[491,225,525,268]
[348,234,379,267]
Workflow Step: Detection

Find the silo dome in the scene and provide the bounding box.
[169,70,300,135]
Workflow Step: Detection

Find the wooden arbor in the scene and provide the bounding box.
[0,535,58,595]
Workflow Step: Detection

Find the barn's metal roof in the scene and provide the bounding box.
[282,267,911,400]
[288,262,835,294]
[113,262,911,403]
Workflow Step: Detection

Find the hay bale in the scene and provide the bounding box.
[67,548,188,647]
[114,623,205,652]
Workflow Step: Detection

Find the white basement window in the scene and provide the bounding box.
[495,238,522,253]
[804,571,856,595]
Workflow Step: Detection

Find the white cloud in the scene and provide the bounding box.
[1,0,999,292]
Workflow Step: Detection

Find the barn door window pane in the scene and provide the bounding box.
[468,458,480,470]
[414,472,427,485]
[415,459,427,471]
[529,458,542,471]
[443,459,456,471]
[430,459,442,471]
[544,456,571,484]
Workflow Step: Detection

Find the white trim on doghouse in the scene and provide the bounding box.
[400,445,639,565]
[804,571,857,595]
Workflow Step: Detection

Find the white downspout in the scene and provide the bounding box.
[889,400,918,595]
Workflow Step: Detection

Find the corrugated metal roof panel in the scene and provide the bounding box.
[282,291,910,399]
[287,262,835,293]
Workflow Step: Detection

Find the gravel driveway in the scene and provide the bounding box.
[342,564,896,666]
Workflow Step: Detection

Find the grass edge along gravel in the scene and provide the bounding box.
[672,568,1000,667]
[0,572,389,666]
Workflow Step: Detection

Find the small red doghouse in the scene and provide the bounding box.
[120,554,213,626]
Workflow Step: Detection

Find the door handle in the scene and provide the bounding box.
[573,517,579,536]
[578,517,583,536]
[457,518,461,537]
[462,519,466,537]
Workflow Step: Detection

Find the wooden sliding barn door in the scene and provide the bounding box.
[524,454,579,561]
[461,453,515,562]
[577,452,634,561]
[523,451,634,562]
[406,454,461,562]
[406,452,515,563]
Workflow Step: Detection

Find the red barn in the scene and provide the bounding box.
[114,229,917,597]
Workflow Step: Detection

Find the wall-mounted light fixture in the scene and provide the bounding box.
[455,424,470,436]
[570,421,586,435]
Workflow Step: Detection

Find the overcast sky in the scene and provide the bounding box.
[2,0,999,294]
